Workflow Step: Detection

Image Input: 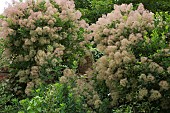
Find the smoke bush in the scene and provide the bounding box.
[0,0,88,98]
[84,3,170,112]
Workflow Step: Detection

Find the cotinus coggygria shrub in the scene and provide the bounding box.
[85,3,170,112]
[0,0,89,98]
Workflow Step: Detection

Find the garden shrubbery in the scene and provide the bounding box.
[74,0,170,24]
[0,38,9,72]
[115,0,170,13]
[19,82,90,113]
[87,3,170,112]
[0,0,89,98]
[0,0,170,113]
[75,0,114,24]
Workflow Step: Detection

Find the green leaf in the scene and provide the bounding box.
[37,107,42,112]
[27,106,31,110]
[60,103,66,107]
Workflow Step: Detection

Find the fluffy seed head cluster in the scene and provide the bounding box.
[138,88,148,100]
[149,89,162,101]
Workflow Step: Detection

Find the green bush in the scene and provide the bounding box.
[0,80,21,113]
[75,0,114,24]
[0,0,88,98]
[18,82,90,113]
[115,0,170,13]
[75,0,170,24]
[0,80,13,111]
[0,38,9,70]
[0,38,5,56]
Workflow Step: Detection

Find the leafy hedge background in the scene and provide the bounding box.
[74,0,170,24]
[0,0,170,113]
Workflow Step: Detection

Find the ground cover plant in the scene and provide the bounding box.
[0,0,170,113]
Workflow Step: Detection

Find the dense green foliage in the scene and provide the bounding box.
[115,0,170,13]
[0,38,9,69]
[74,0,170,24]
[18,83,89,113]
[75,0,114,24]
